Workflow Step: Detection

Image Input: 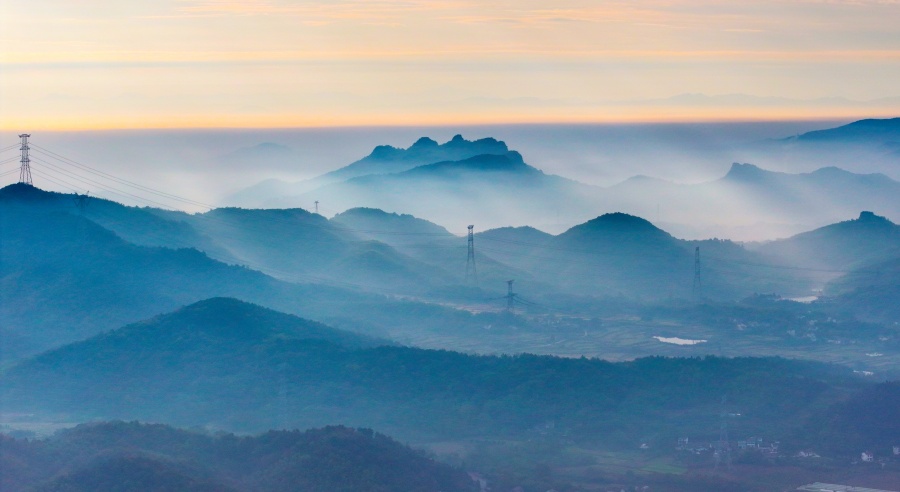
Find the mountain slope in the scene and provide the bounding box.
[603,163,900,240]
[0,300,862,442]
[321,134,510,183]
[756,211,900,271]
[471,213,810,299]
[0,183,229,257]
[330,207,455,247]
[792,117,900,143]
[2,422,476,492]
[0,184,460,298]
[0,202,313,360]
[0,190,482,362]
[825,255,900,323]
[277,151,601,233]
[227,135,509,206]
[180,206,454,293]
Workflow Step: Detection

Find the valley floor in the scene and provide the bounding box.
[390,311,899,377]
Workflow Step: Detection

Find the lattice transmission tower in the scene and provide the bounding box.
[18,134,32,185]
[466,224,477,286]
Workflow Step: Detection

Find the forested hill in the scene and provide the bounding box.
[2,299,868,446]
[1,422,477,492]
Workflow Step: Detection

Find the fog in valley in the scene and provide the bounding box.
[2,118,900,492]
[6,119,896,242]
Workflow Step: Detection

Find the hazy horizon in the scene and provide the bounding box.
[5,117,898,241]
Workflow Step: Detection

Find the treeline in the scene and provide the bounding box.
[1,422,477,492]
[3,298,891,455]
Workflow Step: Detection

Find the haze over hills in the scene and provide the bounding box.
[755,211,900,272]
[273,150,600,233]
[0,184,505,363]
[228,135,510,207]
[731,117,900,191]
[471,212,808,300]
[605,162,900,240]
[6,0,900,486]
[3,127,900,491]
[826,256,900,323]
[5,179,894,346]
[226,120,900,240]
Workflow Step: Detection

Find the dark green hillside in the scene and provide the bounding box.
[800,381,900,456]
[2,422,476,492]
[31,456,232,492]
[1,300,865,444]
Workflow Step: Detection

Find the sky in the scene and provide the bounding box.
[2,0,900,129]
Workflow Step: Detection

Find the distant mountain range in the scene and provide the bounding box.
[754,211,900,271]
[6,178,897,326]
[0,184,492,363]
[727,117,900,192]
[226,122,900,239]
[607,162,900,240]
[3,175,898,368]
[273,150,598,233]
[228,134,509,206]
[788,117,900,144]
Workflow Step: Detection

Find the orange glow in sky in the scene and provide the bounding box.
[2,0,899,129]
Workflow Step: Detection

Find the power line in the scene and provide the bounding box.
[30,157,178,209]
[28,168,85,194]
[29,143,214,209]
[0,168,23,179]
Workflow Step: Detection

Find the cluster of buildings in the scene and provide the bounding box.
[857,445,900,465]
[675,435,780,456]
[736,436,780,456]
